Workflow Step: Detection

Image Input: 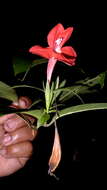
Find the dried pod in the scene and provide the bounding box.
[48,124,61,177]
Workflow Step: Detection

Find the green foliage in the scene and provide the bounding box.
[45,103,107,126]
[0,70,107,129]
[58,103,107,118]
[21,109,44,120]
[12,84,44,92]
[37,112,50,128]
[53,71,106,103]
[13,57,47,76]
[13,57,32,76]
[45,81,53,113]
[0,81,18,102]
[21,109,50,128]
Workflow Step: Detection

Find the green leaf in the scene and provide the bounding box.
[17,111,49,129]
[77,71,106,88]
[58,103,107,118]
[21,58,48,81]
[32,58,47,67]
[53,71,107,103]
[21,109,44,120]
[0,108,47,129]
[37,112,50,128]
[21,109,50,128]
[13,57,32,76]
[0,81,18,102]
[98,72,106,88]
[45,103,107,127]
[53,85,85,103]
[50,82,55,106]
[51,77,66,105]
[45,82,50,113]
[45,81,54,113]
[29,99,42,108]
[13,57,47,76]
[12,85,44,92]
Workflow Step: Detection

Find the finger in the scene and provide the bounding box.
[0,141,33,158]
[11,96,32,109]
[3,96,33,132]
[0,96,30,125]
[3,114,29,132]
[0,125,5,139]
[2,127,37,146]
[0,155,29,177]
[0,114,15,125]
[18,96,32,109]
[0,125,5,146]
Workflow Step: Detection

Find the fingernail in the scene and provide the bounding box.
[10,102,19,109]
[0,149,7,155]
[4,116,20,129]
[19,97,28,108]
[19,97,31,108]
[4,118,17,130]
[19,100,26,107]
[3,134,12,145]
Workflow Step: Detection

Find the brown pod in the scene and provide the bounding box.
[48,125,61,175]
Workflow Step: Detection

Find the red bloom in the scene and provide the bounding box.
[29,23,77,83]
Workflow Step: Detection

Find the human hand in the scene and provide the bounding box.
[0,97,37,177]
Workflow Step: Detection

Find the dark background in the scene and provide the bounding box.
[0,3,107,187]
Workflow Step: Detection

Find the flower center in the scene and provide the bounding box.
[55,38,63,46]
[54,38,63,53]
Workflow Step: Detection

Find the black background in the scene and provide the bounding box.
[0,3,107,187]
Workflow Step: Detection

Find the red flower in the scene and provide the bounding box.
[29,23,77,83]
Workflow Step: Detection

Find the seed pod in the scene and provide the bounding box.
[48,124,61,177]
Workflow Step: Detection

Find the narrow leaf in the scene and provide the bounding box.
[57,103,107,119]
[12,85,44,92]
[54,71,107,103]
[29,99,42,108]
[45,82,51,113]
[46,103,107,127]
[51,78,66,105]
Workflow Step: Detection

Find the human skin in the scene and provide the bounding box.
[0,97,37,177]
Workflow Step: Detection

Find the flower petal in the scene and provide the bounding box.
[59,27,73,47]
[29,45,52,59]
[47,23,64,48]
[59,56,76,65]
[57,46,77,66]
[62,46,77,57]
